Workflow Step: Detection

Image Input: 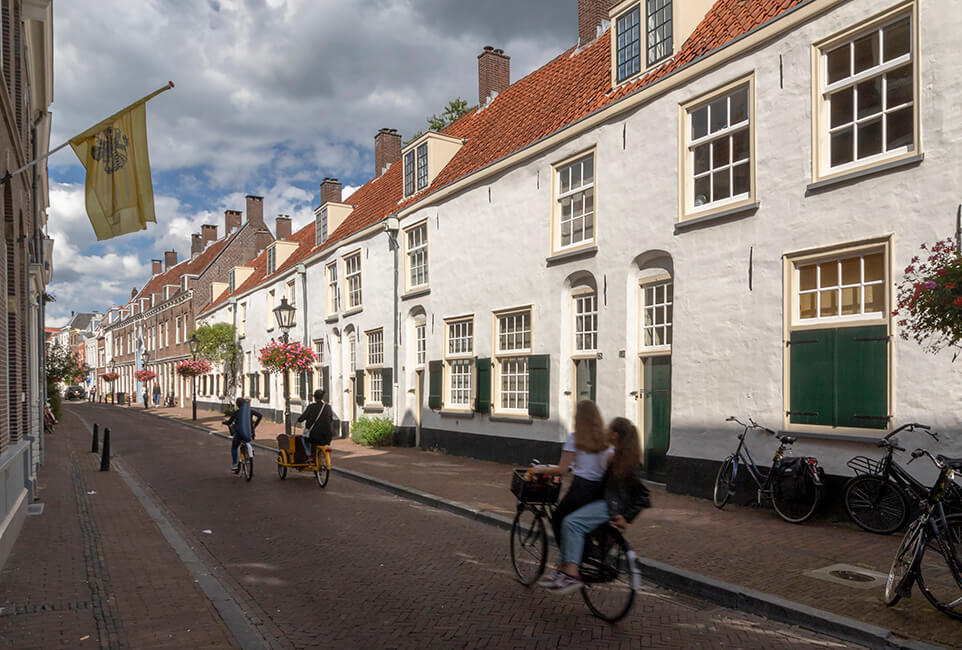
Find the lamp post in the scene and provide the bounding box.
[109,360,116,404]
[273,297,296,435]
[189,333,200,421]
[142,350,150,409]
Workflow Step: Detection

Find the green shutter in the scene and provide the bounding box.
[836,325,888,429]
[355,370,365,406]
[789,329,835,426]
[589,359,597,402]
[428,360,443,409]
[527,354,550,418]
[322,367,330,399]
[381,367,393,406]
[474,357,491,413]
[253,373,259,398]
[263,372,270,399]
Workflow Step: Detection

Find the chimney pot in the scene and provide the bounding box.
[320,178,343,205]
[578,0,615,47]
[275,215,292,241]
[478,46,510,106]
[131,288,138,299]
[245,195,265,229]
[374,128,402,178]
[201,224,218,246]
[151,259,163,275]
[191,233,203,258]
[164,250,178,271]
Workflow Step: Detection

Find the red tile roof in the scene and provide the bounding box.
[201,0,804,314]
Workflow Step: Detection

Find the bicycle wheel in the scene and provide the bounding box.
[885,516,925,606]
[315,465,330,488]
[277,453,287,480]
[844,475,909,534]
[917,514,962,619]
[771,466,821,523]
[581,527,637,623]
[713,457,735,509]
[242,449,253,482]
[510,506,547,586]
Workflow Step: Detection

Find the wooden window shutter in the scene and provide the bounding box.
[474,358,491,413]
[835,325,888,429]
[428,360,443,409]
[263,371,270,399]
[355,370,365,406]
[322,367,330,399]
[299,371,307,400]
[527,354,550,418]
[789,329,834,427]
[381,367,393,406]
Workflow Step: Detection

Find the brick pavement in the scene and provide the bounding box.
[0,408,238,649]
[71,403,860,649]
[141,401,962,648]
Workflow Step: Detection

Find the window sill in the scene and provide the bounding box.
[779,428,885,443]
[546,245,597,266]
[401,287,431,301]
[343,307,363,317]
[807,153,923,194]
[489,413,533,424]
[363,405,384,413]
[674,201,759,233]
[440,409,474,418]
[324,315,338,324]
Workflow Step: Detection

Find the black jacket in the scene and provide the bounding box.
[604,467,651,523]
[297,402,335,444]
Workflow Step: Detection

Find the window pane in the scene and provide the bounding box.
[820,261,838,287]
[560,168,570,194]
[856,77,882,119]
[584,187,594,215]
[863,253,885,282]
[841,286,861,315]
[864,284,884,313]
[820,289,838,317]
[644,329,653,346]
[694,144,710,174]
[799,293,817,319]
[655,284,664,303]
[583,157,593,183]
[886,64,913,107]
[827,43,850,83]
[853,32,879,74]
[831,127,854,166]
[799,265,817,291]
[712,137,730,168]
[732,162,750,195]
[841,257,861,285]
[886,107,914,150]
[692,107,708,139]
[731,128,750,162]
[883,18,910,61]
[709,97,728,132]
[712,169,730,200]
[857,118,883,158]
[830,88,853,128]
[694,175,710,207]
[730,87,749,123]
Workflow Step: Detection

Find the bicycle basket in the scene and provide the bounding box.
[846,455,881,476]
[511,469,561,504]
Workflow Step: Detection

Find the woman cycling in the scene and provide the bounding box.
[222,398,262,472]
[547,417,651,595]
[532,400,613,588]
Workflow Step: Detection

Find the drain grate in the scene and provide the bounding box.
[804,563,887,590]
[829,569,875,583]
[27,503,44,516]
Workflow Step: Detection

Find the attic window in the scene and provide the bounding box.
[316,207,328,246]
[646,0,672,66]
[404,143,430,197]
[416,143,429,191]
[267,245,276,275]
[404,150,415,196]
[615,5,641,83]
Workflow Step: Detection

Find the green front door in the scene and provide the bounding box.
[642,356,671,481]
[574,359,596,402]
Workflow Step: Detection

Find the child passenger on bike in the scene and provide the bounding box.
[222,398,262,472]
[546,417,651,595]
[531,400,613,587]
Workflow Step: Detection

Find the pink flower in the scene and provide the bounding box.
[924,281,937,289]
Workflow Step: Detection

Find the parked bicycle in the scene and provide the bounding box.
[509,463,640,623]
[713,416,824,523]
[844,422,960,534]
[885,448,962,620]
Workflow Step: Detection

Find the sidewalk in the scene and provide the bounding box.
[141,401,959,649]
[0,408,238,649]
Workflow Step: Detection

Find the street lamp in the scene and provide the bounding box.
[273,297,296,435]
[142,350,150,410]
[188,333,200,421]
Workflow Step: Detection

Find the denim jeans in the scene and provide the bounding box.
[231,437,249,465]
[560,500,611,566]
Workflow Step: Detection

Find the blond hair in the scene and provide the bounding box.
[573,400,608,453]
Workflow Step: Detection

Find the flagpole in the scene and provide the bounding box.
[0,81,174,187]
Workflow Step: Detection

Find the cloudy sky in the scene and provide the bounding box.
[46,0,580,326]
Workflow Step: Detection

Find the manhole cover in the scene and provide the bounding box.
[829,569,874,583]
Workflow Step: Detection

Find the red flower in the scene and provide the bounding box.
[955,297,962,307]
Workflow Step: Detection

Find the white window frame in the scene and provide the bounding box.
[614,3,641,84]
[238,303,247,338]
[404,222,429,292]
[416,142,429,192]
[415,322,426,368]
[494,308,532,414]
[326,262,340,316]
[552,151,596,253]
[404,150,416,197]
[444,317,474,410]
[366,329,384,405]
[573,290,598,355]
[286,280,296,308]
[792,248,888,327]
[266,245,276,275]
[316,207,328,246]
[175,316,182,344]
[313,339,325,366]
[343,252,363,311]
[640,279,673,354]
[228,269,236,293]
[645,0,672,67]
[266,290,275,330]
[813,5,918,182]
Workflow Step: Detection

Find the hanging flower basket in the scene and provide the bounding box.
[101,372,120,383]
[258,341,315,374]
[134,369,158,382]
[894,237,962,357]
[73,374,87,384]
[176,359,212,377]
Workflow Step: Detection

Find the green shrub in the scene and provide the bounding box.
[47,383,62,420]
[351,416,394,447]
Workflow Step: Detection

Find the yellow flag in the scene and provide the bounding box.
[70,84,172,241]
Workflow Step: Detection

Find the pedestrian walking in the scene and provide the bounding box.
[152,383,161,406]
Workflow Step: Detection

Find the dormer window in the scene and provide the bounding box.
[615,5,641,83]
[646,0,672,66]
[315,207,328,246]
[267,245,276,275]
[612,1,672,85]
[416,143,429,191]
[402,133,462,198]
[228,270,236,293]
[404,150,416,196]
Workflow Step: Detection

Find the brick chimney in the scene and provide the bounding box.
[201,224,218,246]
[478,46,510,106]
[275,215,292,241]
[255,229,273,255]
[578,0,615,46]
[374,128,402,178]
[131,287,138,299]
[190,233,203,258]
[245,195,264,229]
[151,259,163,275]
[164,250,178,270]
[225,209,242,234]
[320,178,342,206]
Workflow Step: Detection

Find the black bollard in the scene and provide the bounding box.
[91,423,99,454]
[99,427,111,471]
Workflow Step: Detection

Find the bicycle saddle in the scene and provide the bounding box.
[780,435,796,445]
[936,455,962,470]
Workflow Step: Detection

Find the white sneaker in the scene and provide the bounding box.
[547,573,583,596]
[537,570,562,587]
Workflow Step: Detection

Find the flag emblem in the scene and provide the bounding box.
[91,127,129,174]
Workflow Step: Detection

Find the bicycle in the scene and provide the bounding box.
[509,464,640,623]
[843,422,959,534]
[713,416,824,524]
[884,448,962,620]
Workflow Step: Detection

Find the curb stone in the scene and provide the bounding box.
[134,406,944,650]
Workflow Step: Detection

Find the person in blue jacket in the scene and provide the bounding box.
[222,397,262,472]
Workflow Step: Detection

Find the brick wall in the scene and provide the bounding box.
[191,223,273,315]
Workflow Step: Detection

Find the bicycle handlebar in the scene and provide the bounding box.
[908,448,943,470]
[727,416,775,435]
[885,422,933,440]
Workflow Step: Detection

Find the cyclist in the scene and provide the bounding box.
[547,417,651,595]
[296,389,335,459]
[223,397,262,472]
[531,400,613,588]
